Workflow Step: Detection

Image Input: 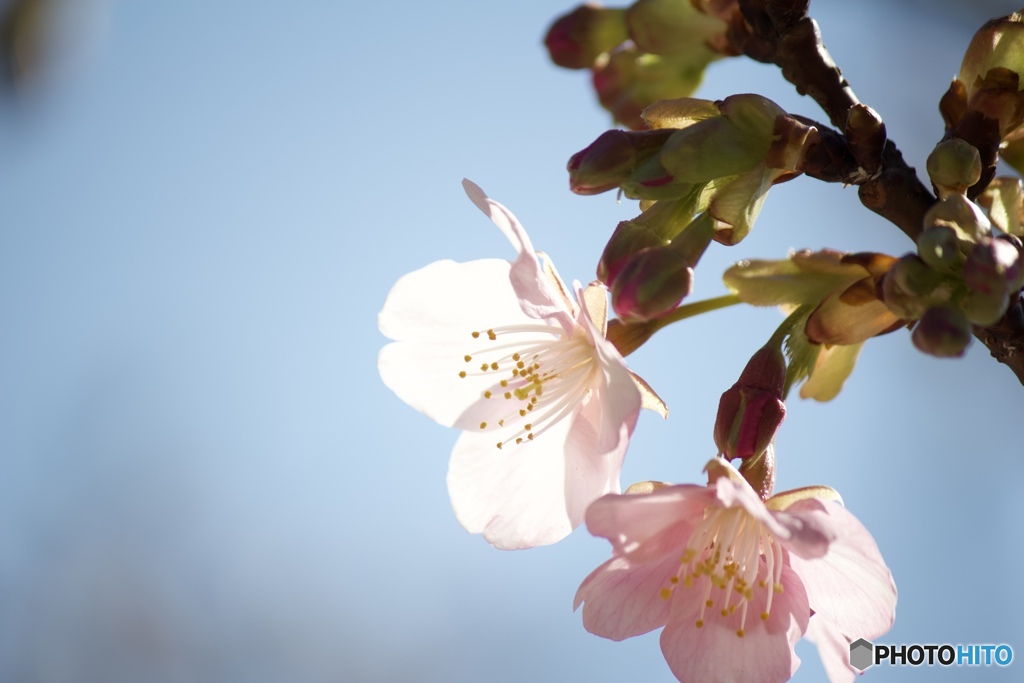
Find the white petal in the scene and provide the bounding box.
[380,340,522,429]
[462,179,575,333]
[378,259,530,342]
[447,414,576,549]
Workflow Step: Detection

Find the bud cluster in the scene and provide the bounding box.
[880,191,1024,357]
[543,1,732,129]
[939,10,1024,188]
[569,94,818,321]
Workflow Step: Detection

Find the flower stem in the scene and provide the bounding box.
[648,294,743,333]
[607,294,743,357]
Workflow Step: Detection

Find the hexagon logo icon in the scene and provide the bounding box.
[850,638,874,671]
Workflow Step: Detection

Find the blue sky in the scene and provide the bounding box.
[0,1,1020,681]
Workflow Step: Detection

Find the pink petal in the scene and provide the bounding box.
[660,562,809,683]
[585,487,714,560]
[462,179,575,333]
[805,615,856,683]
[712,470,834,559]
[378,258,529,342]
[784,498,896,640]
[574,554,679,640]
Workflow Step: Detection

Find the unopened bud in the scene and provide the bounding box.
[963,237,1022,295]
[544,4,629,70]
[927,138,982,198]
[923,194,991,244]
[959,11,1024,100]
[625,0,725,57]
[880,254,951,320]
[961,288,1011,326]
[911,306,972,358]
[917,225,967,274]
[845,103,887,177]
[714,344,787,463]
[598,195,701,283]
[568,128,675,195]
[610,246,693,322]
[659,115,764,182]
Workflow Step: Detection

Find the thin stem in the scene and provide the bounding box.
[606,294,743,357]
[648,294,743,332]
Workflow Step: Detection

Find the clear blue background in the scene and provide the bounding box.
[0,1,1020,681]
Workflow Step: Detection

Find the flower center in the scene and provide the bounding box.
[659,506,784,638]
[458,324,596,449]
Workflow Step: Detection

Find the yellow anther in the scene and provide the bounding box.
[761,612,770,621]
[472,331,480,338]
[524,423,532,430]
[464,355,472,362]
[720,609,728,617]
[660,588,671,600]
[669,576,679,584]
[681,549,696,563]
[519,409,527,417]
[479,422,487,429]
[483,391,492,399]
[773,583,784,594]
[512,369,519,377]
[480,363,489,371]
[498,420,504,426]
[458,371,467,378]
[512,353,520,361]
[528,433,534,440]
[517,361,525,369]
[504,392,512,399]
[500,380,508,387]
[487,329,496,340]
[736,629,745,638]
[516,438,523,444]
[695,619,704,629]
[705,599,714,608]
[490,362,499,370]
[496,442,503,449]
[527,404,534,411]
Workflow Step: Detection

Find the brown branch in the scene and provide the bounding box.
[734,0,1024,384]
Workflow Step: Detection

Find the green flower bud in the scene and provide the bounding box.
[917,225,968,275]
[597,193,700,282]
[960,288,1010,326]
[927,138,982,198]
[592,46,714,130]
[659,115,765,182]
[880,254,953,320]
[923,194,991,245]
[625,0,725,57]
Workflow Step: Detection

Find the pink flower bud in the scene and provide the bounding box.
[543,4,628,70]
[610,246,693,323]
[713,345,787,462]
[567,128,674,195]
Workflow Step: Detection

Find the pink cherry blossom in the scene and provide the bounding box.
[574,458,896,683]
[378,180,664,550]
